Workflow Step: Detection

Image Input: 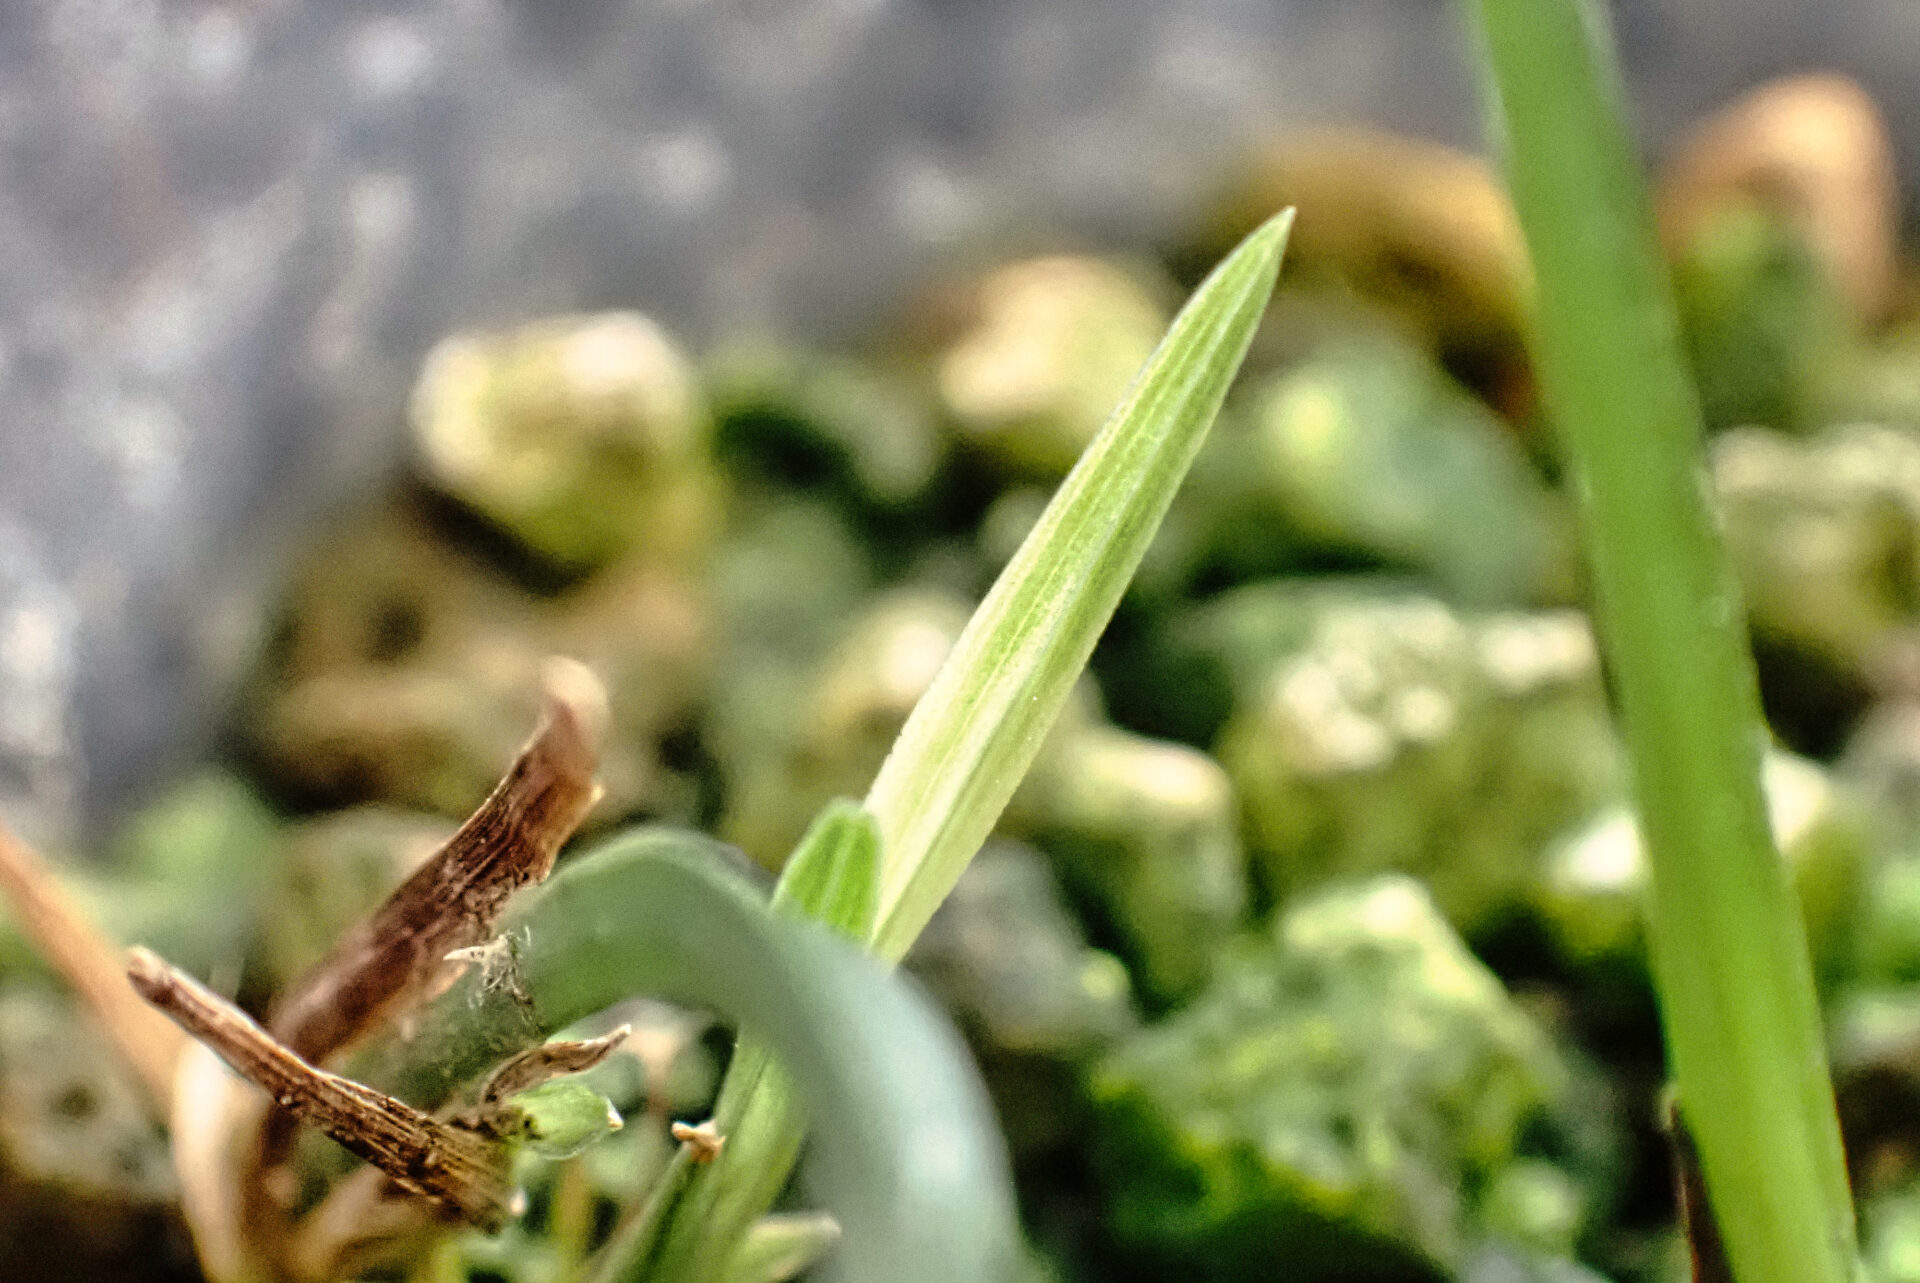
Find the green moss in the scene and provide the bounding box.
[1213,587,1623,929]
[1091,877,1586,1281]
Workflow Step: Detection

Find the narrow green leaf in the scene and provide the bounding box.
[361,220,1291,1279]
[864,211,1292,959]
[722,1212,843,1283]
[652,221,1292,1278]
[585,1148,696,1283]
[771,799,880,939]
[1466,3,1858,1281]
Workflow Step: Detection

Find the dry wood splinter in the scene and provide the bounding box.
[270,657,608,1063]
[128,946,522,1232]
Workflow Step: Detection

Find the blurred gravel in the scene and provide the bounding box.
[0,0,1915,842]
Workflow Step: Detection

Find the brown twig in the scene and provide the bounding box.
[1665,1098,1735,1283]
[272,1027,633,1280]
[129,947,520,1232]
[0,819,186,1105]
[269,657,607,1063]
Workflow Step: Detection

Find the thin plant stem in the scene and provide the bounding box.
[585,1148,697,1283]
[1467,1,1859,1280]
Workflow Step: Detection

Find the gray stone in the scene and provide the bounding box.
[3,0,1917,839]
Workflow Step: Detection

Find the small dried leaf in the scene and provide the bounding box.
[480,1024,631,1105]
[270,658,606,1062]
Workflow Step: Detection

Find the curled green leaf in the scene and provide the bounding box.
[380,829,1018,1283]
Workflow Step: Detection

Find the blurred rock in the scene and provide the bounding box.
[1090,877,1591,1280]
[0,771,277,985]
[910,843,1135,1155]
[1832,335,1920,439]
[245,499,544,813]
[107,770,277,974]
[412,312,718,575]
[1808,720,1920,1233]
[0,985,195,1279]
[1194,129,1533,414]
[706,345,946,515]
[1660,74,1898,327]
[1671,203,1852,434]
[936,257,1171,478]
[245,499,708,821]
[1214,586,1623,931]
[1844,699,1920,854]
[1862,1184,1920,1283]
[1713,423,1920,685]
[1830,989,1920,1227]
[798,588,972,791]
[0,990,172,1204]
[1009,722,1246,1007]
[1101,575,1406,748]
[1174,334,1572,605]
[1472,1162,1590,1266]
[705,495,877,864]
[1536,751,1871,988]
[977,485,1055,573]
[1832,701,1920,993]
[717,585,965,864]
[1460,1244,1615,1283]
[7,0,1920,846]
[906,841,1128,1060]
[711,496,877,673]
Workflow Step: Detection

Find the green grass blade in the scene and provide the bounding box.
[1466,2,1858,1280]
[864,211,1292,959]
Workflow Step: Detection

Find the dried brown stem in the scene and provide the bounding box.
[274,1026,633,1281]
[169,1045,275,1283]
[270,657,607,1063]
[1666,1099,1735,1283]
[480,1025,631,1105]
[0,819,185,1105]
[129,947,519,1232]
